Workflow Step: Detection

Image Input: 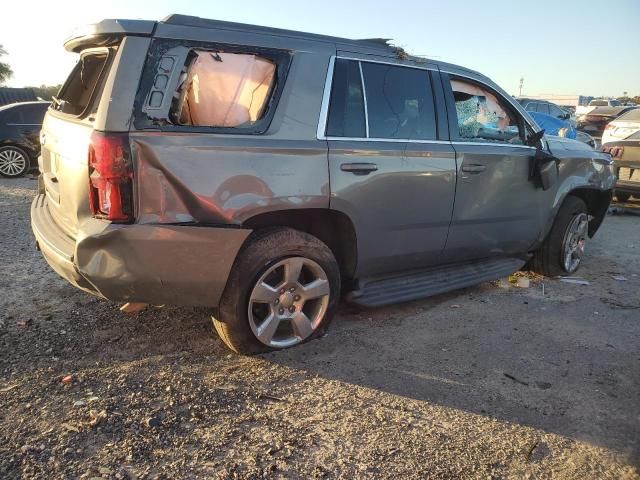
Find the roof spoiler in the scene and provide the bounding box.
[64,19,156,53]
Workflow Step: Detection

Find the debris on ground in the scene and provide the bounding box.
[119,302,148,313]
[88,409,107,427]
[503,373,529,386]
[611,275,628,281]
[558,276,590,285]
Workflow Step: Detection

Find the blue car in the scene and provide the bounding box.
[528,111,576,139]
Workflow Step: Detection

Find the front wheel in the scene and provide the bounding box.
[213,228,341,354]
[529,196,589,277]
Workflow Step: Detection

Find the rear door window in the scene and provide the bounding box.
[326,59,366,137]
[549,104,565,118]
[537,103,550,115]
[53,52,110,117]
[360,62,436,140]
[2,107,23,124]
[22,104,48,124]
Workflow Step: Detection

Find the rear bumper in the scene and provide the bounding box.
[31,194,98,294]
[31,194,252,306]
[614,156,640,194]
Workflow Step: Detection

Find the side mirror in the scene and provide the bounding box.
[561,113,571,120]
[526,129,545,148]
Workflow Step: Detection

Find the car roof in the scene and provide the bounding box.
[0,101,50,112]
[161,15,488,78]
[68,14,485,80]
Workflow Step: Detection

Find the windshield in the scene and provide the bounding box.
[610,100,621,107]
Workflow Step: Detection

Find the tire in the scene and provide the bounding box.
[0,145,30,178]
[529,196,589,277]
[213,227,341,354]
[615,192,631,203]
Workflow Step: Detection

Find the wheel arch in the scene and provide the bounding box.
[565,187,612,237]
[242,208,358,284]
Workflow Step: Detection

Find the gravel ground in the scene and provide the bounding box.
[1,177,639,479]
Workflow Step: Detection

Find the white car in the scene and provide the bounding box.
[576,99,622,117]
[602,108,640,145]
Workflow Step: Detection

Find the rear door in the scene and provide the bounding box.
[440,72,543,261]
[324,57,456,277]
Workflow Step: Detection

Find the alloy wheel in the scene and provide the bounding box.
[0,148,28,177]
[562,213,588,273]
[248,257,330,348]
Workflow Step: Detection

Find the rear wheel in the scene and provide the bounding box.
[530,196,589,277]
[615,192,631,203]
[213,228,340,354]
[0,146,30,178]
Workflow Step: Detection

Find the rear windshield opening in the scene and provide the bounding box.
[54,53,110,117]
[170,50,276,128]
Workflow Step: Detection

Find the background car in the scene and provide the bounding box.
[0,101,49,177]
[518,98,574,125]
[528,111,576,138]
[577,106,638,137]
[601,108,640,202]
[528,111,598,148]
[575,130,596,148]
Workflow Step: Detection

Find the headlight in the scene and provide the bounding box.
[558,128,569,138]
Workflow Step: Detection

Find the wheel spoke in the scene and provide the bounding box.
[283,257,304,285]
[251,282,278,303]
[291,311,313,340]
[256,312,280,344]
[301,278,330,300]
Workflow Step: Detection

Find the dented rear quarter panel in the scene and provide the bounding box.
[130,33,333,226]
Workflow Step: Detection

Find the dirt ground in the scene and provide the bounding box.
[1,177,639,479]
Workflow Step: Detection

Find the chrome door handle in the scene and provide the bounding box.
[461,164,486,173]
[340,163,378,175]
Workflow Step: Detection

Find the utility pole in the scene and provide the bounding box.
[519,77,524,96]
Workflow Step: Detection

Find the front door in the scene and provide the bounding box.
[440,73,543,261]
[323,57,456,277]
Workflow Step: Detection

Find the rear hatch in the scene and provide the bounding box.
[40,49,114,238]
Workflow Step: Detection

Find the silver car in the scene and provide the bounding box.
[32,15,615,353]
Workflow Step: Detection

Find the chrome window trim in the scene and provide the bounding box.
[317,57,540,151]
[337,55,438,72]
[6,123,42,126]
[358,61,370,137]
[316,56,336,140]
[318,54,438,141]
[323,136,535,150]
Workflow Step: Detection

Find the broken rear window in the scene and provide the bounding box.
[172,50,276,128]
[53,52,110,118]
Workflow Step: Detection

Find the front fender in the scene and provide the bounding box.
[536,137,615,244]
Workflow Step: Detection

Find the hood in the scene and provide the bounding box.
[546,135,612,164]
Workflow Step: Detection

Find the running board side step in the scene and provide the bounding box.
[346,257,526,308]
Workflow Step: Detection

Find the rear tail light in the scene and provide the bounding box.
[602,145,624,158]
[88,132,134,223]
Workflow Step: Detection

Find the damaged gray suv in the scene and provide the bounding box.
[32,15,615,353]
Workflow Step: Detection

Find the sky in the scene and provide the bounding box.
[1,0,639,97]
